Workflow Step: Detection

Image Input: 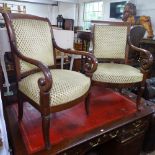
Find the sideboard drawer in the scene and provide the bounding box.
[58,115,151,155]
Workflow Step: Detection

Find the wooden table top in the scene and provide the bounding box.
[4,86,154,155]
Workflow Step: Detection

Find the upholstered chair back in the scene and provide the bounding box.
[12,18,54,73]
[93,23,128,60]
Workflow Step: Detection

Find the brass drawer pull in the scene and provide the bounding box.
[89,138,101,147]
[133,120,142,127]
[109,130,119,138]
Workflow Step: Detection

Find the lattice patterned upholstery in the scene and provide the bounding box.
[94,25,127,59]
[2,13,98,150]
[92,63,143,83]
[19,69,90,106]
[12,19,54,73]
[90,21,150,113]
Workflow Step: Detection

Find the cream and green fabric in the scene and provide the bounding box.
[12,18,91,106]
[93,25,127,59]
[12,19,54,73]
[92,63,143,83]
[19,69,90,106]
[92,24,143,84]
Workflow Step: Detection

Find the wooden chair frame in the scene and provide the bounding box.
[129,25,146,64]
[3,13,98,150]
[91,21,153,110]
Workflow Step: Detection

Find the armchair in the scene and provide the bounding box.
[91,21,153,110]
[3,13,97,150]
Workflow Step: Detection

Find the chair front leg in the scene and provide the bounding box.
[42,114,51,150]
[85,91,91,115]
[136,84,144,111]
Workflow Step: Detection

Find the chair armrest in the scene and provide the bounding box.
[128,35,153,72]
[53,40,98,77]
[12,44,52,93]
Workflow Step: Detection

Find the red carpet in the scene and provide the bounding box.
[12,86,136,154]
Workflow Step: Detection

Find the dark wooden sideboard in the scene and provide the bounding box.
[140,37,155,77]
[4,86,154,155]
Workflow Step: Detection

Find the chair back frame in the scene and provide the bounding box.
[90,20,153,112]
[128,25,146,64]
[91,21,131,64]
[2,13,98,150]
[3,13,57,81]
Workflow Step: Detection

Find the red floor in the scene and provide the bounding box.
[11,86,136,154]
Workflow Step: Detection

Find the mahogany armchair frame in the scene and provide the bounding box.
[3,13,98,150]
[91,21,153,110]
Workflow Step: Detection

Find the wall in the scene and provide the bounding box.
[78,0,131,29]
[0,0,56,24]
[2,0,155,32]
[0,0,77,25]
[58,2,77,25]
[78,0,155,33]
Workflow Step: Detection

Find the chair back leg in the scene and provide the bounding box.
[136,83,144,111]
[18,92,23,121]
[42,114,51,150]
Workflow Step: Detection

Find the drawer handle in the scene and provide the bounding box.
[133,120,142,127]
[109,130,119,138]
[89,138,101,147]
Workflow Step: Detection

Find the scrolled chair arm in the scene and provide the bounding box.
[53,40,98,77]
[82,52,98,76]
[12,44,52,93]
[127,35,153,72]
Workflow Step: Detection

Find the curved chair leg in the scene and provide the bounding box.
[85,92,91,115]
[18,93,23,121]
[136,85,144,111]
[42,114,51,150]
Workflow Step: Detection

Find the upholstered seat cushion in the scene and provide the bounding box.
[19,69,90,106]
[92,63,143,83]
